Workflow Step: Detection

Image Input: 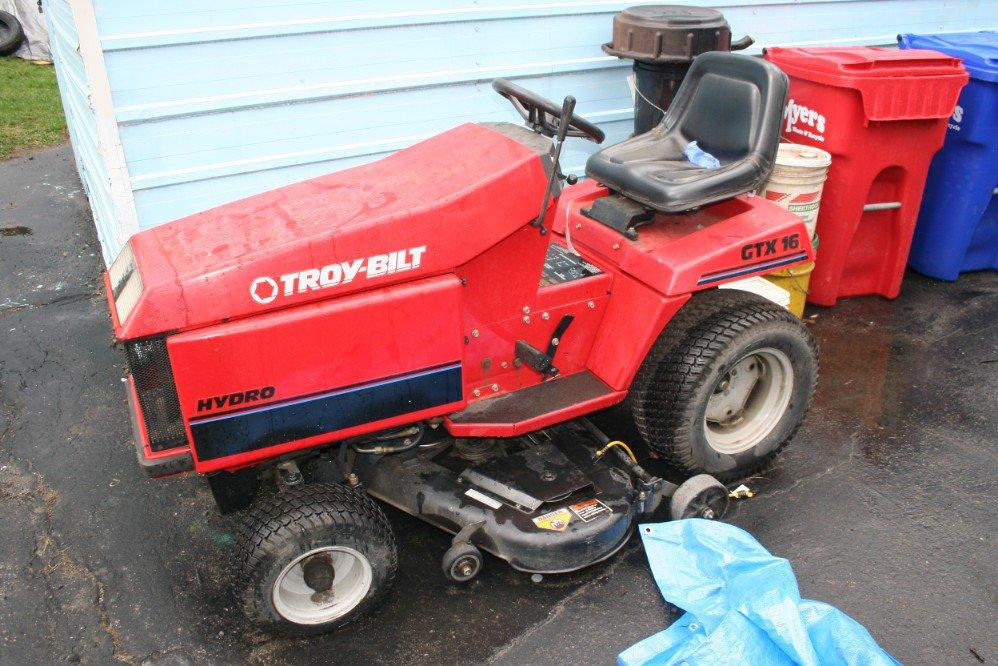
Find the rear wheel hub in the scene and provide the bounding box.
[704,347,793,454]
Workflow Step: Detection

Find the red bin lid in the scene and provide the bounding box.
[765,46,968,121]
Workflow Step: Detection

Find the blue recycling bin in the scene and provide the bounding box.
[899,32,997,281]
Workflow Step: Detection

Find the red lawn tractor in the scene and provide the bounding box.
[105,53,817,634]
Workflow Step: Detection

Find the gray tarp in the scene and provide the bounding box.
[2,0,50,61]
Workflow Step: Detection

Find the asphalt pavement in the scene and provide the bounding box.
[1,146,995,665]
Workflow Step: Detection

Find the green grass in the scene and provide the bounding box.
[0,57,66,160]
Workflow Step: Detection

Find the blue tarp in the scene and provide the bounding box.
[619,520,900,666]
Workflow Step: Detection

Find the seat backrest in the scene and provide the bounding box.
[662,52,788,163]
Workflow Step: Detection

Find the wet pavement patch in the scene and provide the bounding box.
[0,225,32,236]
[0,146,996,665]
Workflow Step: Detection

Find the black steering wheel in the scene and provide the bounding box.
[493,79,605,144]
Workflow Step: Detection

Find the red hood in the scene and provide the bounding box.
[112,123,548,339]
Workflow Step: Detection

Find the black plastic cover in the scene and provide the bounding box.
[459,442,591,511]
[125,338,187,452]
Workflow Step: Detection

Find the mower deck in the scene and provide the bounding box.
[356,425,639,573]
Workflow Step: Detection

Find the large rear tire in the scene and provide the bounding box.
[235,483,397,635]
[629,289,818,482]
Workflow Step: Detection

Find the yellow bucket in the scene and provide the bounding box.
[766,234,818,318]
[765,262,815,318]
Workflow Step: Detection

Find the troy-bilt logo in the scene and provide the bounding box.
[784,99,826,142]
[197,386,275,413]
[741,233,801,260]
[250,246,427,305]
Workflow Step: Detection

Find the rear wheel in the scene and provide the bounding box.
[235,483,397,635]
[629,289,818,481]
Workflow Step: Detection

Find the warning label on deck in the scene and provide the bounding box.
[570,499,611,522]
[533,508,571,532]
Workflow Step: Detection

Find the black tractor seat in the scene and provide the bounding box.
[586,52,789,214]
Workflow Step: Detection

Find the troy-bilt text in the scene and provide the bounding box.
[250,246,427,304]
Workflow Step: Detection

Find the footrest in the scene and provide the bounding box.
[445,371,624,437]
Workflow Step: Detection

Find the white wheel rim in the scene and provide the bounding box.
[703,348,794,455]
[272,546,373,625]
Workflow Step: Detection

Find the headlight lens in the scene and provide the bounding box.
[109,242,143,322]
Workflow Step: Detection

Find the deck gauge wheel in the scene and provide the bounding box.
[442,541,483,583]
[670,474,731,520]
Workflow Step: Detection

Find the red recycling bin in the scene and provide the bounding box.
[764,47,968,305]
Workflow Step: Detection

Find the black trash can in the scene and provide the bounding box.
[603,5,753,135]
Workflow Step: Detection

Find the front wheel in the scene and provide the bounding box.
[234,483,397,635]
[629,289,818,482]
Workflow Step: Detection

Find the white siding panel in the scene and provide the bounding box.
[47,0,998,260]
[46,0,139,262]
[46,0,119,256]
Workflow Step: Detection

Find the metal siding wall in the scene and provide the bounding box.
[56,1,998,255]
[45,0,119,256]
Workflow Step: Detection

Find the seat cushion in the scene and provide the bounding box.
[586,130,764,213]
[585,53,788,213]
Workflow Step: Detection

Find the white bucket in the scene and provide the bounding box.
[758,143,832,239]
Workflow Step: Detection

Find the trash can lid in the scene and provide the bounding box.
[775,143,831,169]
[899,32,998,83]
[765,46,968,121]
[602,5,732,63]
[765,46,965,81]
